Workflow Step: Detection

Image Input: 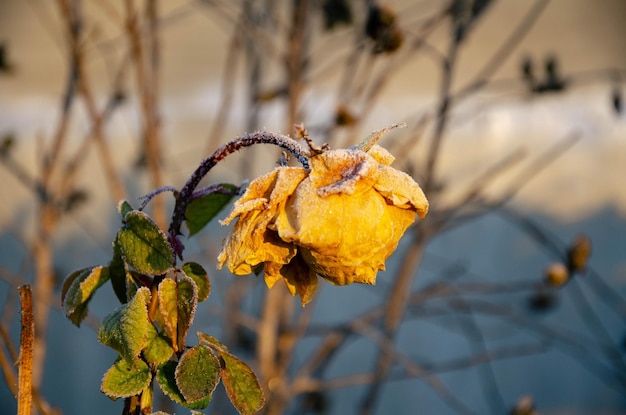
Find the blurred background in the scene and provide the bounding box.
[0,0,625,414]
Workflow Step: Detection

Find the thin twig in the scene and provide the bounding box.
[455,0,552,101]
[566,278,626,372]
[451,297,507,414]
[205,6,244,153]
[358,232,428,414]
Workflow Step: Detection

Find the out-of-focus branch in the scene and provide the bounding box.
[423,33,459,195]
[356,10,462,411]
[293,340,547,393]
[358,232,428,415]
[451,296,507,414]
[441,133,580,233]
[58,0,126,203]
[124,0,166,227]
[205,7,244,153]
[455,0,551,101]
[447,298,626,391]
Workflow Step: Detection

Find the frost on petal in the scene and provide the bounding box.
[308,149,378,196]
[218,139,428,303]
[217,167,307,275]
[217,209,295,275]
[366,144,395,166]
[276,176,416,285]
[373,165,429,217]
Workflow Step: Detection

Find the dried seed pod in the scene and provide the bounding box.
[544,262,569,287]
[567,234,591,273]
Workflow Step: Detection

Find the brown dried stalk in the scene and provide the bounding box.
[17,285,34,415]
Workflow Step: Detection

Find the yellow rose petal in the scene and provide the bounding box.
[367,144,395,166]
[373,165,429,217]
[218,167,307,274]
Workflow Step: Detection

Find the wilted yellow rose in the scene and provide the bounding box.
[217,144,428,305]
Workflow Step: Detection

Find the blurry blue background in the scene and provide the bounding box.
[1,1,625,414]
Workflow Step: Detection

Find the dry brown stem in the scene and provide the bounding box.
[17,285,34,415]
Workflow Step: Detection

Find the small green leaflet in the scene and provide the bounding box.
[175,345,221,404]
[185,184,238,236]
[219,350,265,415]
[101,358,151,399]
[118,199,134,220]
[182,262,211,302]
[117,210,174,275]
[197,331,228,353]
[176,274,198,351]
[62,266,109,327]
[109,238,131,304]
[156,361,211,410]
[157,278,178,350]
[98,287,151,364]
[144,323,174,366]
[157,274,198,352]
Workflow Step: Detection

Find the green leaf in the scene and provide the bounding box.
[98,287,151,364]
[158,278,178,350]
[117,210,174,275]
[157,275,198,352]
[101,358,151,399]
[182,262,211,302]
[175,345,220,404]
[197,332,228,353]
[144,324,174,366]
[62,266,110,327]
[118,199,134,219]
[176,274,198,351]
[219,351,265,415]
[156,361,211,410]
[185,184,238,236]
[110,238,132,304]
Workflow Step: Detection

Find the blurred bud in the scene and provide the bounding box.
[322,0,353,30]
[302,391,330,413]
[0,133,15,158]
[567,234,591,273]
[373,26,404,54]
[544,262,569,287]
[532,54,567,94]
[64,189,89,213]
[365,4,396,39]
[545,55,558,78]
[111,90,127,108]
[611,87,622,115]
[0,42,15,74]
[521,56,534,84]
[528,290,557,313]
[510,395,538,415]
[335,104,358,126]
[365,4,403,54]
